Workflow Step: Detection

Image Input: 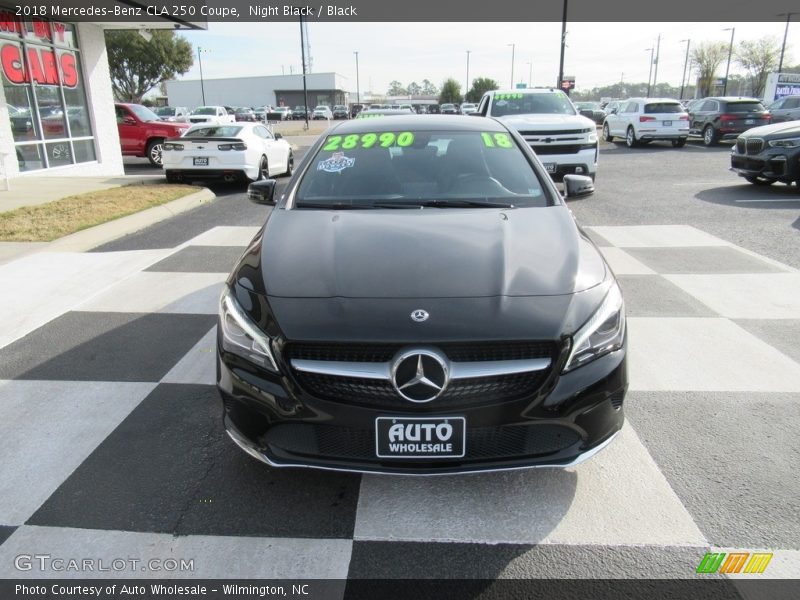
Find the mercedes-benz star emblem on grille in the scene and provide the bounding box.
[391,349,449,403]
[410,309,429,322]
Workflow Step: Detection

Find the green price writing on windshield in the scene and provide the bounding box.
[481,132,514,148]
[323,131,415,151]
[495,93,524,100]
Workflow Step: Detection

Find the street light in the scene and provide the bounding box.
[508,43,515,88]
[652,34,661,93]
[197,46,210,105]
[465,50,471,99]
[679,39,691,100]
[526,61,532,87]
[778,13,796,73]
[558,0,568,90]
[353,51,360,104]
[645,47,654,97]
[722,27,735,96]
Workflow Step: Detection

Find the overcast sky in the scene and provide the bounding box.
[175,21,795,94]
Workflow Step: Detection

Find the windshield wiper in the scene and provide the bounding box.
[375,199,515,209]
[294,202,375,210]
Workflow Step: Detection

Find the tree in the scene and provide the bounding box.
[691,41,728,98]
[466,77,499,102]
[421,79,439,96]
[407,81,422,96]
[438,78,463,104]
[387,80,407,96]
[106,30,193,103]
[735,36,782,98]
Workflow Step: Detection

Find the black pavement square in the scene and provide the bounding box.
[0,526,16,547]
[0,312,216,382]
[626,391,800,549]
[28,383,360,539]
[733,319,800,366]
[146,246,246,273]
[617,275,717,317]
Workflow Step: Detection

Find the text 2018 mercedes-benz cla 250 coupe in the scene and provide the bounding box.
[217,115,627,474]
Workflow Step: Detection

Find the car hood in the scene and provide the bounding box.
[739,121,800,138]
[256,207,606,299]
[498,113,596,130]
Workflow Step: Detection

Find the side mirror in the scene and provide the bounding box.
[608,108,617,115]
[468,111,482,117]
[274,132,283,139]
[248,179,277,205]
[562,174,595,199]
[122,116,136,125]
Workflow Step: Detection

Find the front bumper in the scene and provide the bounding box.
[217,338,627,475]
[731,149,800,183]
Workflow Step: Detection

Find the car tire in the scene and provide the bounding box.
[702,125,718,146]
[744,175,775,186]
[602,123,613,142]
[672,138,687,148]
[256,155,268,181]
[282,150,294,177]
[146,138,164,167]
[625,126,638,148]
[165,170,180,183]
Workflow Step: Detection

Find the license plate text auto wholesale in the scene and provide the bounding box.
[663,120,672,126]
[193,157,209,166]
[376,417,466,458]
[544,163,557,173]
[745,119,754,125]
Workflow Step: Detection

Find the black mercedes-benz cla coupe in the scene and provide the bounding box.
[217,115,628,474]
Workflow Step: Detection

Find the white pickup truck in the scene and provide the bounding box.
[187,106,236,125]
[476,89,599,181]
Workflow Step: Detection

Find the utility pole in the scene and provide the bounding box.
[778,13,795,73]
[508,44,515,88]
[353,51,360,103]
[652,34,661,94]
[197,46,207,105]
[723,27,735,96]
[679,39,691,100]
[466,50,471,99]
[645,47,654,97]
[299,17,309,130]
[558,0,568,90]
[527,61,533,87]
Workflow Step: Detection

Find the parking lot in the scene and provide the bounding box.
[0,133,798,584]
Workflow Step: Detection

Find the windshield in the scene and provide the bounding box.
[154,107,176,116]
[294,106,306,111]
[129,104,160,122]
[644,102,684,114]
[726,102,766,113]
[185,126,243,137]
[490,92,576,117]
[193,107,218,115]
[295,129,550,209]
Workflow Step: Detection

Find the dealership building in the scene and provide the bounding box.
[165,72,351,111]
[0,7,204,180]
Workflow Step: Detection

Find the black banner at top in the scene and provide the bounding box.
[0,0,798,23]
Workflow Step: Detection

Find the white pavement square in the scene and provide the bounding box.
[598,247,657,275]
[665,273,800,319]
[0,525,353,580]
[627,317,800,392]
[354,424,706,546]
[0,380,155,525]
[586,225,730,248]
[183,226,261,247]
[74,272,227,315]
[161,327,217,385]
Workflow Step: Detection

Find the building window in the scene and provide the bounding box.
[1,13,95,172]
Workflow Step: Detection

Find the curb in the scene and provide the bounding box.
[42,187,216,253]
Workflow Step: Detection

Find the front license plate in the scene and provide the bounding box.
[745,119,754,125]
[543,162,557,173]
[193,157,209,166]
[663,120,672,126]
[376,417,466,458]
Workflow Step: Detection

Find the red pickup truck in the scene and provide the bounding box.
[116,103,190,166]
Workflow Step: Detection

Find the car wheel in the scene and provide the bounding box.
[702,125,718,146]
[257,155,268,181]
[165,170,179,183]
[672,138,687,148]
[625,126,638,148]
[283,150,294,177]
[602,123,613,142]
[744,175,776,186]
[146,139,164,166]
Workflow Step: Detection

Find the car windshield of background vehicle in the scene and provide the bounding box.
[154,107,176,116]
[193,107,218,115]
[185,126,243,138]
[295,129,550,209]
[1,16,95,172]
[490,92,576,117]
[727,102,766,113]
[644,103,684,114]
[128,104,160,122]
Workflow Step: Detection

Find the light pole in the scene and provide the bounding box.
[353,51,360,104]
[652,34,661,94]
[679,39,691,100]
[508,43,515,88]
[722,27,735,96]
[558,0,568,90]
[778,13,796,73]
[645,48,654,97]
[197,46,209,105]
[299,17,309,130]
[526,61,532,87]
[465,50,471,99]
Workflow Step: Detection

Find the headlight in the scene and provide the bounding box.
[563,282,625,373]
[219,286,278,372]
[768,137,800,148]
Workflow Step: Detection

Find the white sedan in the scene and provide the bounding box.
[162,122,294,184]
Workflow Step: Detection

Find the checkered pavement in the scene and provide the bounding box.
[0,224,798,585]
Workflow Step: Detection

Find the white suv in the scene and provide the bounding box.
[187,106,236,125]
[602,98,689,147]
[476,89,598,181]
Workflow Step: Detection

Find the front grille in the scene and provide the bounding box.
[736,139,746,154]
[519,129,586,135]
[284,341,557,408]
[746,138,764,154]
[530,144,583,155]
[263,423,581,462]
